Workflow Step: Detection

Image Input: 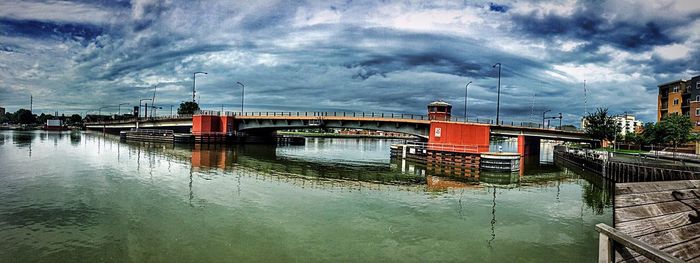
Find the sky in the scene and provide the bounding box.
[1,0,699,125]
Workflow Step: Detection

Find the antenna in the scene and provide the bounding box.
[30,95,33,112]
[529,92,536,124]
[583,79,587,116]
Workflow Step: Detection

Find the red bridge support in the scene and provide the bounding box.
[428,121,490,152]
[517,135,540,156]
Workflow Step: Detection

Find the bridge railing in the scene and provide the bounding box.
[405,141,489,154]
[85,111,582,132]
[85,114,193,125]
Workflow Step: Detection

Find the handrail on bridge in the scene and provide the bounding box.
[85,111,583,132]
[405,141,489,154]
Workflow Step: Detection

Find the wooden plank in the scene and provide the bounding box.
[617,224,700,261]
[619,236,700,263]
[616,180,699,195]
[616,189,700,207]
[637,223,700,250]
[615,198,700,223]
[661,236,700,261]
[615,211,698,237]
[596,224,683,263]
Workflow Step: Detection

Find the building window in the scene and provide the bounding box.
[696,109,700,116]
[673,86,680,92]
[696,95,700,102]
[697,82,700,89]
[674,98,679,105]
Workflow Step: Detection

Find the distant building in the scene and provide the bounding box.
[0,106,4,116]
[615,115,643,136]
[657,74,700,131]
[580,114,643,136]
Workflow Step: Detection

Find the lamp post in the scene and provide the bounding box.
[98,106,110,116]
[118,103,129,115]
[542,109,551,128]
[558,112,563,129]
[492,63,501,125]
[237,81,245,113]
[192,72,207,102]
[139,99,152,118]
[464,81,472,121]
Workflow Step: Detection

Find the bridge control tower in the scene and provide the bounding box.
[427,101,452,121]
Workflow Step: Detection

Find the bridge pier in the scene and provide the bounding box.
[517,135,540,156]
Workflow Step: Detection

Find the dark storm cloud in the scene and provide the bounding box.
[0,0,698,124]
[488,3,509,13]
[0,18,103,44]
[510,2,696,52]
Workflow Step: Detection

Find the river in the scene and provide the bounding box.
[0,130,612,262]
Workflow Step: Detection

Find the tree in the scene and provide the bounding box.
[15,109,36,124]
[69,114,83,124]
[640,122,664,146]
[584,108,620,145]
[177,101,200,115]
[36,113,54,125]
[659,114,693,153]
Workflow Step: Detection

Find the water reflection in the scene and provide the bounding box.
[0,131,614,262]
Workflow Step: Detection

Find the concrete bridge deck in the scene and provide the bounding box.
[85,111,593,142]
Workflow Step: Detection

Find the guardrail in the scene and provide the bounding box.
[128,128,174,135]
[596,223,682,263]
[405,141,488,154]
[85,111,583,132]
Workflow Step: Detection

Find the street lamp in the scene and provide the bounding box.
[558,112,563,129]
[139,99,152,118]
[237,81,245,113]
[492,63,502,125]
[464,81,472,121]
[98,106,111,116]
[192,72,207,102]
[118,103,129,115]
[542,109,551,128]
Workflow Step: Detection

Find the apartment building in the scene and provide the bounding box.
[658,74,700,131]
[581,114,643,136]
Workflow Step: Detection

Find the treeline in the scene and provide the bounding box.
[584,108,696,151]
[1,109,82,125]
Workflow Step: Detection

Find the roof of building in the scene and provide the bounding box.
[428,100,451,107]
[657,79,687,87]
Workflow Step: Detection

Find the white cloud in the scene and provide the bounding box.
[0,1,115,24]
[654,43,692,60]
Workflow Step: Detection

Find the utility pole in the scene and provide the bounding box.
[493,63,502,125]
[192,72,207,102]
[464,81,472,121]
[237,82,245,113]
[151,84,157,118]
[558,112,563,129]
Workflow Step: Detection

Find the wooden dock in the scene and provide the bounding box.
[598,180,700,262]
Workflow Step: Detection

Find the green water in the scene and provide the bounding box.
[0,131,612,262]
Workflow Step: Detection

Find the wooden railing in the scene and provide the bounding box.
[596,224,682,263]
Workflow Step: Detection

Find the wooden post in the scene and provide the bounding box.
[599,232,612,263]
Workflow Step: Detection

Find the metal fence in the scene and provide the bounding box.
[85,111,581,131]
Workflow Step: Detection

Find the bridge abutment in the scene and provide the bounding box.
[517,135,540,156]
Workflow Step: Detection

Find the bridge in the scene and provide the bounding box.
[85,109,593,156]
